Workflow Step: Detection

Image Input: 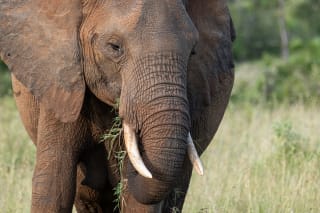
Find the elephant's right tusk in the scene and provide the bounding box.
[187,133,204,176]
[123,122,153,179]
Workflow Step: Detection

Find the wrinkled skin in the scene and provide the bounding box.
[0,0,235,212]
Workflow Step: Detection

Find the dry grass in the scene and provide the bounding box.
[184,103,320,212]
[0,96,35,212]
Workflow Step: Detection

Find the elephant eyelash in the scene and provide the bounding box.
[108,43,121,52]
[103,43,124,61]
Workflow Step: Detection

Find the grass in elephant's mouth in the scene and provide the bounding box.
[100,98,122,159]
[102,119,126,212]
[101,116,122,159]
[113,150,127,211]
[100,100,127,212]
[101,100,127,211]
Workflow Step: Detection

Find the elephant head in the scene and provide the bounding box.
[0,0,235,206]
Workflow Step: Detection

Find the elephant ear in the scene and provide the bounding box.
[186,0,236,152]
[0,0,85,122]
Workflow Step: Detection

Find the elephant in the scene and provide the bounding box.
[0,0,235,212]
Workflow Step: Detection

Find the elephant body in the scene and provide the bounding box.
[1,0,235,212]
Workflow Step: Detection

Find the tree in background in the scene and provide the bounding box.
[229,0,320,62]
[277,0,289,60]
[230,1,281,61]
[229,0,320,104]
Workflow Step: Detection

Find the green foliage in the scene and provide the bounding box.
[292,0,320,38]
[266,38,320,104]
[230,2,280,61]
[272,121,319,170]
[0,61,11,97]
[270,50,320,103]
[113,181,124,212]
[230,0,320,62]
[101,99,122,158]
[101,115,122,159]
[230,73,264,105]
[100,101,126,212]
[231,38,320,105]
[113,151,126,212]
[229,0,320,106]
[0,60,7,72]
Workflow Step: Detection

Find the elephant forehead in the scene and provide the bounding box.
[108,0,143,31]
[107,0,191,33]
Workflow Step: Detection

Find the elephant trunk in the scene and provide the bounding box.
[119,53,190,204]
[128,103,189,204]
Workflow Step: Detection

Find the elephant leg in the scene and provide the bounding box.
[74,164,105,213]
[74,163,115,213]
[31,108,86,213]
[32,145,77,212]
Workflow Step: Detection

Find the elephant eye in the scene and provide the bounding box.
[109,43,121,52]
[106,40,124,59]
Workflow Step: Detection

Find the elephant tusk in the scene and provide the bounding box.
[123,122,153,179]
[187,133,204,176]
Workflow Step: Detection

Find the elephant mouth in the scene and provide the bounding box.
[123,121,204,179]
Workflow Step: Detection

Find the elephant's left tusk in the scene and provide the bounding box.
[187,133,204,176]
[123,122,153,179]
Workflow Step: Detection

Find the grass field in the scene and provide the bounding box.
[184,102,320,212]
[1,96,319,212]
[0,96,35,212]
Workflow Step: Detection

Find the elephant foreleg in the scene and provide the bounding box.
[31,108,87,213]
[32,142,78,212]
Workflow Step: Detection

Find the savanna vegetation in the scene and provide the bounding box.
[0,0,319,212]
